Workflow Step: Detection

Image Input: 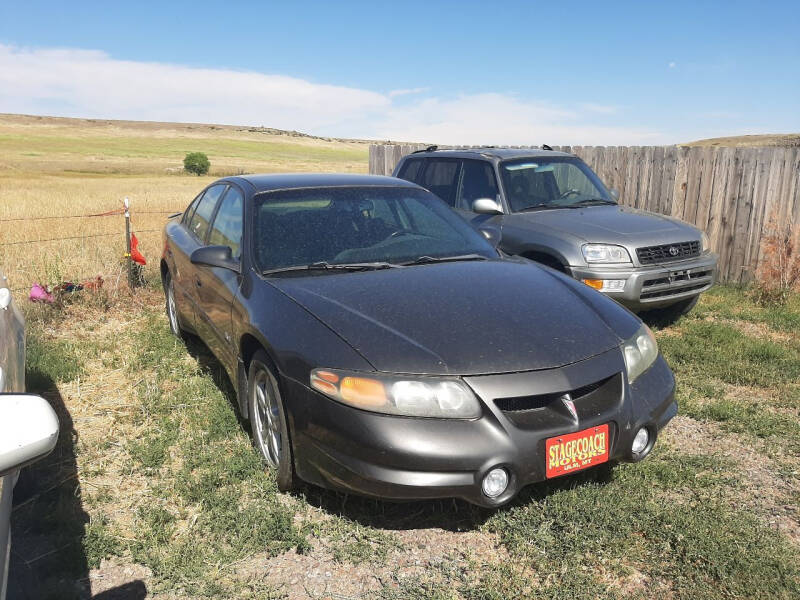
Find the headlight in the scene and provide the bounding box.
[622,324,659,384]
[310,368,481,418]
[582,244,632,264]
[701,231,710,253]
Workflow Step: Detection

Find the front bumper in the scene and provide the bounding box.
[568,253,718,310]
[285,348,676,507]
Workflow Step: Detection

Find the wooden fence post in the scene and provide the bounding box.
[124,196,134,289]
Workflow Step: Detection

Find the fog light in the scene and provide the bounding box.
[632,427,650,454]
[602,279,626,291]
[482,468,509,498]
[582,279,625,292]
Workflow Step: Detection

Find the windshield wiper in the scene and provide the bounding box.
[402,254,490,266]
[262,261,401,275]
[567,198,618,207]
[517,203,560,212]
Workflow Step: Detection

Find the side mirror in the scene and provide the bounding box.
[0,394,59,477]
[609,188,620,201]
[190,245,240,272]
[472,198,503,215]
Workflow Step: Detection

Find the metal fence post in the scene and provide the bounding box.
[124,197,134,289]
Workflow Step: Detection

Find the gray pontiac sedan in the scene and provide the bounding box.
[394,147,718,318]
[161,174,677,507]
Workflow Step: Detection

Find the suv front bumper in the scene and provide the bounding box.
[568,252,718,311]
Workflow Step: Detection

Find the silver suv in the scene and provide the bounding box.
[394,147,718,316]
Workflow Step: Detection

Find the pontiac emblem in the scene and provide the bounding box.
[668,246,679,257]
[561,394,578,421]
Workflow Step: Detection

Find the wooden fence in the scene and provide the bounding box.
[369,144,800,283]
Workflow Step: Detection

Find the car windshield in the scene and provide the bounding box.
[499,158,614,212]
[253,186,497,273]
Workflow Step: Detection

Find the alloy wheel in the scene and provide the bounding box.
[252,368,281,468]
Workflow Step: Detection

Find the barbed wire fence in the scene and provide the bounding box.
[0,199,181,295]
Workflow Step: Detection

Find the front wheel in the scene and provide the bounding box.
[646,295,699,325]
[248,351,298,492]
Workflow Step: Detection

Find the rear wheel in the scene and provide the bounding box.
[164,271,183,337]
[248,351,298,492]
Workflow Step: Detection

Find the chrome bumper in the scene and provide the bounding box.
[568,253,718,310]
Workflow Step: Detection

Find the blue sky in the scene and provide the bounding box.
[1,1,798,144]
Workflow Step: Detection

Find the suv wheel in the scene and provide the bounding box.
[646,295,699,325]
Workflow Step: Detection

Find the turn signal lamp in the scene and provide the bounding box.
[310,368,481,418]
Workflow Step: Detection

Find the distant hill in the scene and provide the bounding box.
[0,113,370,176]
[684,133,800,147]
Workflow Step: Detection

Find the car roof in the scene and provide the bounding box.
[406,147,575,161]
[218,173,420,193]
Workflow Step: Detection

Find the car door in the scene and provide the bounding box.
[417,159,461,208]
[174,184,227,337]
[194,185,244,367]
[454,158,503,222]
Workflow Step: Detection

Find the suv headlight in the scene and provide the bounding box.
[582,244,632,264]
[622,324,658,384]
[310,368,481,418]
[701,231,710,253]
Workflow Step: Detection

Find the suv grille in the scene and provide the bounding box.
[636,241,700,265]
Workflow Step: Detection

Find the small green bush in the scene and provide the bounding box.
[183,152,210,176]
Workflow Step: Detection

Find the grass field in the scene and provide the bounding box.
[0,114,368,291]
[684,133,800,147]
[11,285,800,599]
[4,114,800,599]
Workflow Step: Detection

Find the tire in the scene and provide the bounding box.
[247,351,298,492]
[164,271,184,337]
[647,295,699,324]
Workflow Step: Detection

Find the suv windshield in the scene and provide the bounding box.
[253,186,497,273]
[499,158,614,212]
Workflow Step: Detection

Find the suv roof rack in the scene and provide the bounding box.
[413,145,438,153]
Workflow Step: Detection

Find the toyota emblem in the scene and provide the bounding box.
[668,246,679,257]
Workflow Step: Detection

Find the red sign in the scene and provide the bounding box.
[546,424,609,478]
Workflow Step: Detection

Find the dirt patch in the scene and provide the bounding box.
[662,415,800,544]
[718,317,797,344]
[89,558,153,598]
[233,527,504,599]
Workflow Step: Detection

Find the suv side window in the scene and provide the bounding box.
[457,160,499,210]
[188,184,226,242]
[418,159,460,206]
[208,186,244,258]
[397,158,423,182]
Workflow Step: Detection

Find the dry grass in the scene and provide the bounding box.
[0,113,368,291]
[683,133,800,147]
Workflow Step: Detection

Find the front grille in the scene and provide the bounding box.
[636,241,700,265]
[494,375,614,413]
[640,281,709,300]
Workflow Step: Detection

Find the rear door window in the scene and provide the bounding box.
[188,184,226,242]
[418,159,460,206]
[457,160,499,210]
[397,158,423,182]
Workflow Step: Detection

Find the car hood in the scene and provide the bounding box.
[271,260,623,376]
[511,205,699,245]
